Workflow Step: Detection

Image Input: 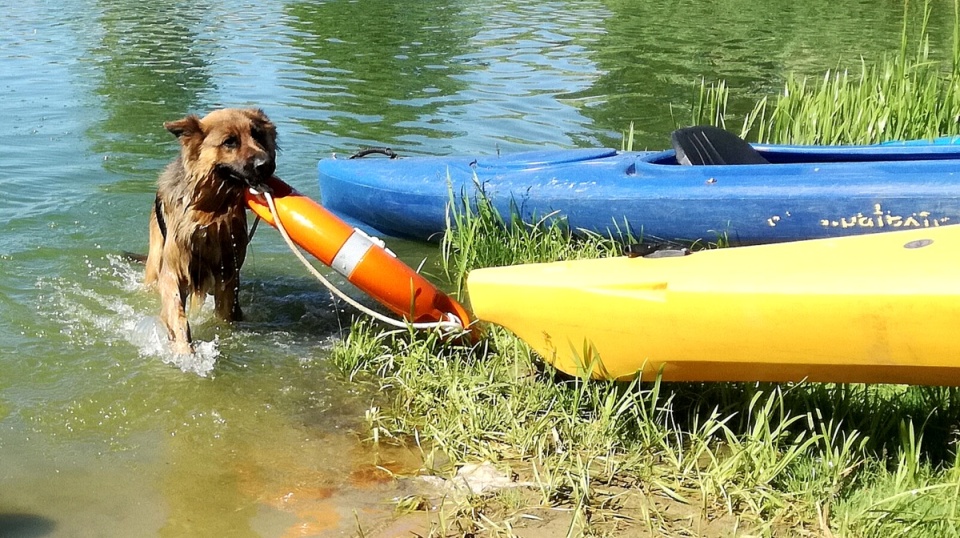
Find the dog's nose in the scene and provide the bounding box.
[245,155,275,192]
[252,152,274,174]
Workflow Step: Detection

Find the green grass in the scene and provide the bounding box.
[333,320,960,536]
[438,177,634,297]
[330,2,960,536]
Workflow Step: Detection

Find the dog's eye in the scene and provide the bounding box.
[222,136,239,149]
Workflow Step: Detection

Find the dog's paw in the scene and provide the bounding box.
[170,340,195,356]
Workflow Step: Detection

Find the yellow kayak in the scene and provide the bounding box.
[467,226,960,385]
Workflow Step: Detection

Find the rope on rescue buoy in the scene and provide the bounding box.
[258,189,467,334]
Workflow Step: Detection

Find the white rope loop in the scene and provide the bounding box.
[257,189,466,334]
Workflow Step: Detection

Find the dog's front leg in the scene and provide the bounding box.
[159,268,193,354]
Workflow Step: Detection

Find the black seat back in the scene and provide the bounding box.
[670,125,769,165]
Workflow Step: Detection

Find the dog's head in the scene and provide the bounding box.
[164,108,278,192]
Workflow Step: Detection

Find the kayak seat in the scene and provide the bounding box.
[671,125,770,165]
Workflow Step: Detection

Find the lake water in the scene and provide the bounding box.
[0,0,954,536]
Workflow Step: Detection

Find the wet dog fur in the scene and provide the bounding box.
[145,108,277,354]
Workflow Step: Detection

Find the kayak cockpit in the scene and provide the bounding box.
[642,125,960,166]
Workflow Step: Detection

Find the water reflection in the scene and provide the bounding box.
[443,0,611,150]
[88,0,214,174]
[578,0,955,148]
[285,0,475,150]
[285,0,617,154]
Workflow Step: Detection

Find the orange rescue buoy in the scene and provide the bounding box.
[245,177,474,334]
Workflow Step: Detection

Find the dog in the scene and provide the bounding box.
[144,108,277,354]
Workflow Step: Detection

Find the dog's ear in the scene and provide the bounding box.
[163,115,203,140]
[243,108,271,124]
[243,108,279,152]
[245,108,277,137]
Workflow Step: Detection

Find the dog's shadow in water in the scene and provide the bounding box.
[224,274,368,342]
[0,513,56,538]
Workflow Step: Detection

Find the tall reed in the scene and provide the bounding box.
[692,0,960,145]
[439,176,632,295]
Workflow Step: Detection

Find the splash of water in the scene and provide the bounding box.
[129,316,219,377]
[38,254,220,377]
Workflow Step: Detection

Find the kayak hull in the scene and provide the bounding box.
[466,226,960,385]
[317,143,960,244]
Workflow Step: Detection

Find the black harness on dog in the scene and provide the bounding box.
[154,192,260,244]
[155,194,167,241]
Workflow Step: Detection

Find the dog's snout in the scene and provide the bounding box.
[255,154,275,174]
[250,150,275,183]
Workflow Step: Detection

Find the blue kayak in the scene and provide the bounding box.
[317,126,960,243]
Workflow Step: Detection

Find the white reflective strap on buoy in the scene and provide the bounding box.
[331,231,374,278]
[331,229,397,278]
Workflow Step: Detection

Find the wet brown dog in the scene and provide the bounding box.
[145,108,277,354]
